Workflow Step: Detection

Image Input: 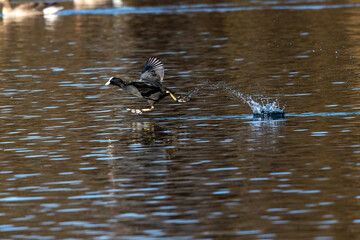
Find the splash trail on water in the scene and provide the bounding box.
[176,81,285,119]
[212,81,285,119]
[179,81,208,102]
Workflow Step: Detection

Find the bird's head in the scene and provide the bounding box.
[105,77,125,88]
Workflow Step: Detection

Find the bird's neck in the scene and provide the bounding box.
[115,80,126,88]
[2,0,13,11]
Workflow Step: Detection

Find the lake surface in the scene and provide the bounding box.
[0,0,360,239]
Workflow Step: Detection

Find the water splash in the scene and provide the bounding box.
[176,81,285,119]
[178,81,208,102]
[212,82,285,119]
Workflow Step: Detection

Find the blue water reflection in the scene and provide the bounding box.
[57,3,360,16]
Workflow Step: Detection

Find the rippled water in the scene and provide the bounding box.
[0,0,360,239]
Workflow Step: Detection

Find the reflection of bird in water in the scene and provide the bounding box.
[129,122,176,146]
[0,0,63,17]
[105,57,188,114]
[106,121,177,177]
[106,122,177,157]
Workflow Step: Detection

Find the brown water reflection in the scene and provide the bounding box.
[0,0,360,239]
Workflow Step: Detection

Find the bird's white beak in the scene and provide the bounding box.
[105,77,113,86]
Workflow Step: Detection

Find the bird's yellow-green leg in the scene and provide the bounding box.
[127,106,154,114]
[141,105,155,112]
[166,91,178,101]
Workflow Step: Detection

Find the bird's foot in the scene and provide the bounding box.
[177,96,190,102]
[127,108,143,114]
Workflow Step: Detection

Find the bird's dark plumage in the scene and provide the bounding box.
[106,57,185,114]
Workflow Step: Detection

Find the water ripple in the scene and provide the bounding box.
[57,3,360,16]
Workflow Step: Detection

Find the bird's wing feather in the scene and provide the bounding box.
[130,78,162,88]
[129,82,163,100]
[139,57,164,83]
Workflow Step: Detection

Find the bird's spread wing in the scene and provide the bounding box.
[139,57,164,83]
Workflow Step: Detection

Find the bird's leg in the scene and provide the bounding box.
[141,105,155,112]
[166,91,178,101]
[127,105,154,114]
[166,90,188,103]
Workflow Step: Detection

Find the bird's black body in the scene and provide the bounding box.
[106,57,183,114]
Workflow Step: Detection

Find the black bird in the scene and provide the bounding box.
[105,57,186,114]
